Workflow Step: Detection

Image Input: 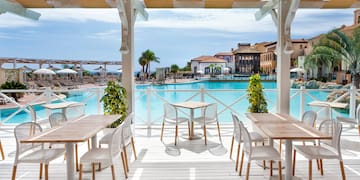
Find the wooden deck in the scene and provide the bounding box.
[1,124,360,180]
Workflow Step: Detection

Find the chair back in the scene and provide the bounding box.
[239,121,252,156]
[108,123,124,161]
[49,112,67,128]
[66,103,86,121]
[356,104,360,122]
[203,103,217,120]
[319,120,343,158]
[14,122,43,163]
[231,113,241,142]
[122,113,134,146]
[301,110,317,127]
[164,103,177,121]
[28,105,36,122]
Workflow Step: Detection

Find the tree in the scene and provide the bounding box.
[305,27,360,88]
[138,57,147,75]
[247,74,268,113]
[139,49,160,79]
[170,64,179,83]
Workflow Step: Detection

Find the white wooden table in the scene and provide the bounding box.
[21,114,120,180]
[246,113,332,180]
[172,101,211,139]
[308,100,348,120]
[42,101,85,118]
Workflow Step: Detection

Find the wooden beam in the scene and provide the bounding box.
[254,0,279,21]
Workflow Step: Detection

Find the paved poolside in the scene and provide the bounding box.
[0,124,359,179]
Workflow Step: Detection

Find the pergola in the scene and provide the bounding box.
[1,1,360,180]
[1,0,358,120]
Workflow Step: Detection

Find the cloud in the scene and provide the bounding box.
[0,13,39,28]
[88,29,120,40]
[0,32,10,39]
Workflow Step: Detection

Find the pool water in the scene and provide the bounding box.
[0,81,345,125]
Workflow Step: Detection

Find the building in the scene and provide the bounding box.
[190,56,227,75]
[232,43,261,74]
[214,52,234,73]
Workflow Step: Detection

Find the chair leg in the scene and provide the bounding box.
[75,144,79,171]
[358,125,360,135]
[44,164,49,180]
[203,124,207,145]
[111,165,116,180]
[235,143,240,171]
[309,160,312,180]
[340,160,346,180]
[270,160,273,176]
[239,150,244,176]
[229,136,234,159]
[92,163,96,180]
[320,159,324,175]
[279,140,282,154]
[160,122,165,141]
[131,137,137,160]
[11,165,17,180]
[79,164,83,180]
[39,163,43,179]
[0,141,5,160]
[175,124,178,146]
[123,147,129,172]
[292,149,296,176]
[278,161,282,180]
[216,121,222,142]
[245,162,251,180]
[121,152,128,178]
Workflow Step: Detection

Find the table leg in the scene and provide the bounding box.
[65,142,75,180]
[285,140,292,180]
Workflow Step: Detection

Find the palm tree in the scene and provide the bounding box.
[138,57,147,75]
[139,49,160,79]
[305,27,360,88]
[170,64,179,83]
[304,46,339,78]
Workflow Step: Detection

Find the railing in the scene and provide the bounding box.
[0,85,358,128]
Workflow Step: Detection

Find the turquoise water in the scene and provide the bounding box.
[0,81,344,124]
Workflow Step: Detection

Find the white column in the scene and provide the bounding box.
[121,0,135,113]
[276,0,293,114]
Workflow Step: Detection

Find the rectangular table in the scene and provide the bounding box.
[172,101,211,139]
[42,101,85,118]
[308,100,348,120]
[246,113,332,180]
[21,114,120,180]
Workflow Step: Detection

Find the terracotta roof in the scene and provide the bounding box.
[191,56,227,63]
[214,52,233,56]
[233,46,261,54]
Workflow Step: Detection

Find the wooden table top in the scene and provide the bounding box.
[308,100,348,109]
[246,113,298,124]
[42,101,84,110]
[21,114,120,143]
[172,101,211,109]
[256,122,332,140]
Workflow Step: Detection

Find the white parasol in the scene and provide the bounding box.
[57,68,78,74]
[290,67,305,73]
[33,68,56,75]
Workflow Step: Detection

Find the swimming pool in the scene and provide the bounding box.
[0,81,345,125]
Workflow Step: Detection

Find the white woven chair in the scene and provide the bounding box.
[337,103,360,135]
[193,103,221,145]
[293,120,346,180]
[11,122,65,180]
[238,121,282,180]
[79,121,128,180]
[48,112,90,171]
[160,103,190,145]
[230,113,265,171]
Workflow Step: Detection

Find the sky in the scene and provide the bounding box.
[0,8,356,72]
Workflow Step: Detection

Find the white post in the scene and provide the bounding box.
[45,87,52,118]
[350,85,356,119]
[299,86,305,120]
[96,88,102,114]
[200,86,205,102]
[121,0,135,114]
[276,0,292,115]
[146,87,152,128]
